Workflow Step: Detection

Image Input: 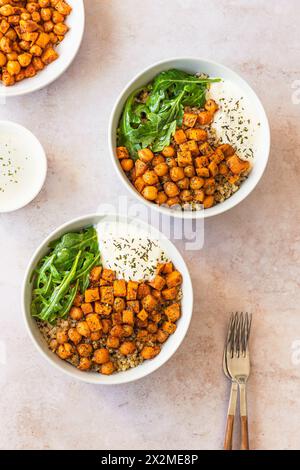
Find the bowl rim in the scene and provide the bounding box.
[21,212,194,385]
[0,120,47,213]
[0,0,85,98]
[108,56,271,219]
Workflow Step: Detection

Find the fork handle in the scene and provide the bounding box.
[224,382,238,450]
[240,416,249,450]
[239,383,249,450]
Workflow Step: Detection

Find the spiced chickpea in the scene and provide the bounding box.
[180,190,193,202]
[142,170,159,185]
[77,343,93,358]
[164,181,179,198]
[100,361,115,375]
[78,357,91,371]
[152,155,165,166]
[154,162,169,177]
[121,158,134,172]
[156,191,168,205]
[162,146,175,157]
[190,176,204,190]
[56,329,68,344]
[57,343,73,360]
[68,328,82,345]
[138,148,154,163]
[170,167,184,182]
[184,165,195,178]
[142,186,158,201]
[177,177,190,190]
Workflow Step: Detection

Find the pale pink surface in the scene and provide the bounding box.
[0,0,300,450]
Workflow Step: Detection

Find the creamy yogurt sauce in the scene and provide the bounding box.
[0,130,44,212]
[96,220,169,281]
[208,80,261,161]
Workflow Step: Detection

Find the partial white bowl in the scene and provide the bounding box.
[0,0,85,98]
[0,120,47,212]
[22,213,194,385]
[109,57,271,219]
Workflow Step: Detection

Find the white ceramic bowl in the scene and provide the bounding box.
[109,57,270,219]
[22,213,194,384]
[0,120,47,212]
[0,0,85,98]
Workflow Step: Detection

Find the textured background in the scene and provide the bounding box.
[0,0,300,450]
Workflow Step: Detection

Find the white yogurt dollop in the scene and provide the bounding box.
[96,220,169,281]
[208,80,261,161]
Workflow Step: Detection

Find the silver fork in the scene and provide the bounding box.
[225,312,252,450]
[223,314,238,450]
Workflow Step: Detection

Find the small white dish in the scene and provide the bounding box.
[0,0,85,98]
[108,57,271,219]
[0,121,47,212]
[22,213,194,385]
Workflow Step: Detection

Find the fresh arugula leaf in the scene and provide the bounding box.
[117,69,221,158]
[31,227,100,323]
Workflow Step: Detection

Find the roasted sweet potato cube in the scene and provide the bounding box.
[94,302,112,316]
[197,111,213,125]
[99,279,110,286]
[177,150,193,167]
[73,293,83,307]
[203,195,215,208]
[227,155,250,174]
[122,310,134,325]
[100,286,114,305]
[135,159,148,177]
[165,303,181,322]
[186,128,208,142]
[112,312,122,325]
[55,0,73,15]
[102,319,112,334]
[81,303,93,315]
[116,146,129,159]
[137,283,151,299]
[180,140,199,155]
[36,32,51,48]
[208,161,218,177]
[127,300,140,313]
[219,162,229,175]
[86,314,102,332]
[137,329,148,341]
[157,329,169,343]
[85,288,100,303]
[162,287,178,300]
[90,266,102,283]
[199,142,214,155]
[151,312,162,323]
[218,143,235,158]
[162,321,177,335]
[163,262,173,274]
[113,297,126,312]
[102,268,116,283]
[134,176,146,193]
[141,345,160,359]
[210,148,224,164]
[41,46,58,65]
[142,294,157,312]
[166,271,182,288]
[183,112,198,128]
[137,309,148,321]
[113,279,127,297]
[149,275,166,291]
[195,156,209,168]
[174,129,187,144]
[196,167,210,178]
[151,289,162,301]
[127,280,138,300]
